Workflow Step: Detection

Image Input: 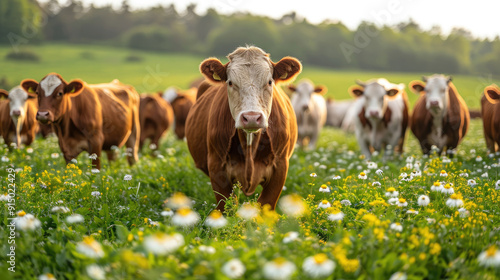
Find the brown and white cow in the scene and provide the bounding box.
[139,93,174,150]
[185,46,301,211]
[409,75,469,155]
[288,79,327,149]
[21,73,140,169]
[349,78,409,158]
[162,87,197,139]
[481,84,500,153]
[0,86,39,148]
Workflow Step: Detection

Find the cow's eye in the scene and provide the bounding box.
[228,81,233,87]
[57,92,63,97]
[268,80,272,85]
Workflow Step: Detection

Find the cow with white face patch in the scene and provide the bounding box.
[21,73,140,169]
[288,79,327,149]
[0,86,39,148]
[349,78,409,158]
[409,74,469,155]
[186,46,301,212]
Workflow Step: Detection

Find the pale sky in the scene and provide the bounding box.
[48,0,499,39]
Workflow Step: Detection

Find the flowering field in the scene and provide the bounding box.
[1,119,499,280]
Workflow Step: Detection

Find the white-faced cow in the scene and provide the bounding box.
[0,86,39,148]
[288,79,327,149]
[185,46,301,212]
[409,75,469,155]
[349,78,409,158]
[21,74,140,169]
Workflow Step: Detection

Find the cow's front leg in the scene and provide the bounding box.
[208,159,233,212]
[258,160,288,210]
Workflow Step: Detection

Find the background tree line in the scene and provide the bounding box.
[1,0,500,75]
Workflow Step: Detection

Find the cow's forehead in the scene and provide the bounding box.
[426,76,448,90]
[40,74,63,97]
[8,86,28,100]
[296,81,314,94]
[227,47,272,81]
[364,83,386,97]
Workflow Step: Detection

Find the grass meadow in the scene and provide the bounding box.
[0,44,499,279]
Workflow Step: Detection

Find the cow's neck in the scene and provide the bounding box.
[236,129,262,192]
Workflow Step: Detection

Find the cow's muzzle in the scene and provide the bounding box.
[240,111,265,131]
[36,111,51,124]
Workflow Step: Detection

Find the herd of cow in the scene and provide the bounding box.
[1,46,500,210]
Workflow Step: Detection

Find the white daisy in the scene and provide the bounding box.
[389,271,407,280]
[476,156,483,162]
[310,173,317,178]
[172,208,200,227]
[38,273,57,280]
[164,192,193,210]
[439,170,448,177]
[332,175,341,180]
[358,172,367,180]
[457,207,470,218]
[340,199,351,206]
[477,246,500,267]
[446,194,464,208]
[385,187,399,198]
[367,162,378,169]
[161,209,174,217]
[143,232,184,256]
[317,200,331,209]
[467,179,477,187]
[496,180,500,190]
[222,259,246,279]
[318,184,330,193]
[0,193,11,201]
[198,245,216,254]
[459,172,469,177]
[66,214,84,224]
[123,174,132,181]
[417,195,430,207]
[86,264,106,280]
[91,168,100,174]
[279,194,307,217]
[372,181,381,187]
[375,169,384,176]
[327,209,344,221]
[390,223,403,232]
[282,231,299,244]
[388,198,399,205]
[430,182,444,192]
[89,153,98,160]
[76,236,105,259]
[396,198,408,207]
[237,203,259,220]
[406,209,418,214]
[91,191,101,197]
[302,253,336,278]
[205,210,228,228]
[262,257,296,280]
[14,212,41,231]
[51,206,70,213]
[440,184,454,195]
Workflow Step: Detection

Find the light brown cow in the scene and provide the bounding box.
[409,75,469,155]
[162,87,197,139]
[481,84,500,153]
[185,46,301,211]
[139,93,174,150]
[21,73,140,169]
[0,86,39,148]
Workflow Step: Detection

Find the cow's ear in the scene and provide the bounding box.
[348,85,364,98]
[314,85,328,95]
[65,80,85,97]
[273,57,302,84]
[200,58,227,83]
[485,85,500,104]
[446,76,453,84]
[387,84,403,97]
[0,89,8,99]
[409,80,425,94]
[21,79,39,95]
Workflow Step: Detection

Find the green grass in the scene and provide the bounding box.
[1,43,499,108]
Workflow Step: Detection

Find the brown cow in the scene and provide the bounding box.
[21,73,140,169]
[162,87,197,139]
[409,75,469,155]
[185,46,301,212]
[139,93,174,150]
[0,86,39,148]
[481,85,500,153]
